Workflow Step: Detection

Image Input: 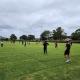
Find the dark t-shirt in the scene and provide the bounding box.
[66,43,71,50]
[43,42,49,48]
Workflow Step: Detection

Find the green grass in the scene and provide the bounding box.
[0,42,80,80]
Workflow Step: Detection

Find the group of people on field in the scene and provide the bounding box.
[43,40,72,63]
[0,39,72,63]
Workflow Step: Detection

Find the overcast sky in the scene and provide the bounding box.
[0,0,80,38]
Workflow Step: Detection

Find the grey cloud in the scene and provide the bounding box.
[0,0,47,14]
[0,0,80,37]
[0,25,14,30]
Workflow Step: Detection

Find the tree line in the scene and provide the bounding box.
[40,27,80,40]
[0,27,80,42]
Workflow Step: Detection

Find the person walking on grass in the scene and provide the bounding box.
[22,40,24,45]
[0,41,3,47]
[64,41,71,63]
[43,40,49,54]
[24,41,26,46]
[54,41,58,48]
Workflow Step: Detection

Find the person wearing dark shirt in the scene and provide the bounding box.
[71,41,73,46]
[64,41,71,63]
[55,41,58,48]
[24,41,26,46]
[1,41,3,47]
[22,40,24,45]
[43,41,49,54]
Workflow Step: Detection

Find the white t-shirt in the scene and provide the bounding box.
[1,41,3,44]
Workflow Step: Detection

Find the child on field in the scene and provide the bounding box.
[64,41,71,63]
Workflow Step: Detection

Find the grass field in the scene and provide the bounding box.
[0,42,80,80]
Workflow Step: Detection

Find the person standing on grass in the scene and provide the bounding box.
[22,40,24,45]
[24,41,26,46]
[43,40,49,54]
[0,41,3,47]
[54,41,58,48]
[64,41,71,63]
[70,40,73,46]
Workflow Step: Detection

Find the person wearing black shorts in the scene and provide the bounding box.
[1,41,3,47]
[64,41,71,63]
[55,41,58,48]
[24,41,26,46]
[43,40,49,54]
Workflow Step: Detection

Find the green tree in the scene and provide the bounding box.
[71,28,80,40]
[28,35,35,41]
[40,30,50,40]
[53,27,67,40]
[20,35,27,41]
[10,34,17,43]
